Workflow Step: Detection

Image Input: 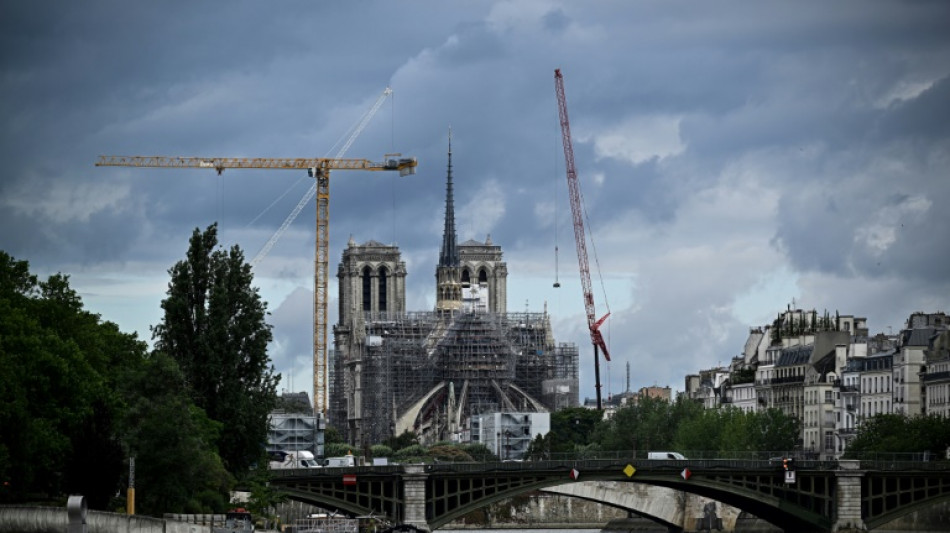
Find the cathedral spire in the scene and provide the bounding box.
[435,128,462,313]
[439,127,459,267]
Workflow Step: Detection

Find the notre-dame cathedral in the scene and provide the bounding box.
[330,135,578,447]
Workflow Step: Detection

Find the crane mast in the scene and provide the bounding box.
[96,154,417,416]
[554,68,611,410]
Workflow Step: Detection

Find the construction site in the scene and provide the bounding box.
[329,134,579,448]
[96,74,601,452]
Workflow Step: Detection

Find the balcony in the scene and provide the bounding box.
[771,375,805,385]
[922,371,950,383]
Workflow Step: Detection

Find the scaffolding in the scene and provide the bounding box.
[332,310,579,446]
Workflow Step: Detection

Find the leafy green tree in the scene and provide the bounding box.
[370,444,394,458]
[118,351,231,514]
[674,407,724,453]
[845,414,950,459]
[547,407,604,453]
[459,442,495,462]
[0,253,143,507]
[243,459,286,529]
[393,444,428,462]
[152,224,279,476]
[324,443,353,458]
[593,396,690,454]
[750,408,800,452]
[383,431,420,452]
[428,445,474,462]
[673,406,799,456]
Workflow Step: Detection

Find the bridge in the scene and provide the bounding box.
[269,458,950,532]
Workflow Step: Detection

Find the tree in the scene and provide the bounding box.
[243,459,286,529]
[845,414,950,459]
[152,224,279,476]
[673,406,799,456]
[593,396,692,454]
[383,431,420,452]
[117,351,231,514]
[547,407,604,454]
[0,252,144,507]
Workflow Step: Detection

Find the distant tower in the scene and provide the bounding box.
[459,234,507,314]
[337,237,406,326]
[435,130,463,313]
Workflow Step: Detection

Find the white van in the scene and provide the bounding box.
[648,451,687,460]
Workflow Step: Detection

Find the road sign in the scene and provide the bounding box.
[784,470,796,484]
[343,474,357,486]
[623,464,636,477]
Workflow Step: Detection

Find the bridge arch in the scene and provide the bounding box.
[271,459,950,532]
[542,481,746,532]
[422,469,819,531]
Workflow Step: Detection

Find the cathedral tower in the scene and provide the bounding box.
[337,237,406,326]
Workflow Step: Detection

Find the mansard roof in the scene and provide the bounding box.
[776,344,813,367]
[902,327,939,347]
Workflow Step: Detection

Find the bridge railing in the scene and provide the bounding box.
[422,457,841,473]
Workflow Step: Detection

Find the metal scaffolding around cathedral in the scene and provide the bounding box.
[331,135,579,447]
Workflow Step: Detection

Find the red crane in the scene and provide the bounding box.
[554,68,611,410]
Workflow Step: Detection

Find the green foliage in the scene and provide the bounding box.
[0,252,145,507]
[383,431,420,451]
[546,406,605,453]
[428,445,474,462]
[324,443,353,458]
[324,426,344,445]
[370,444,394,458]
[593,396,701,454]
[673,406,799,455]
[117,351,231,514]
[393,444,428,462]
[459,442,495,462]
[730,367,755,384]
[243,459,286,526]
[152,224,280,476]
[845,414,950,459]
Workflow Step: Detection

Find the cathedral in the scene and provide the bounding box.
[330,135,579,447]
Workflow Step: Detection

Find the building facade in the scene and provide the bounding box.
[330,137,578,448]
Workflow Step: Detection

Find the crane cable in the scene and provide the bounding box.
[249,87,393,266]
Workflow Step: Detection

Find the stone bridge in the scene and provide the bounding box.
[269,458,950,532]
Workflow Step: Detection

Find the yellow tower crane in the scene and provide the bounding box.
[96,154,418,416]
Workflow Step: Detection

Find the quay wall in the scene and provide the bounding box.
[0,507,210,533]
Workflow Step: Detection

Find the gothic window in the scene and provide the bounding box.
[478,268,488,284]
[362,266,372,311]
[378,267,388,312]
[461,268,471,285]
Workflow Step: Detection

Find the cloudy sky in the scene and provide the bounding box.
[3,1,949,404]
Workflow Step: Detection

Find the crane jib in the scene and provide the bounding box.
[95,156,418,174]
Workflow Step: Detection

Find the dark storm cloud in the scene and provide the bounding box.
[3,0,949,398]
[875,75,950,140]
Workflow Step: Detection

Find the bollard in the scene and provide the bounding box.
[67,495,87,533]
